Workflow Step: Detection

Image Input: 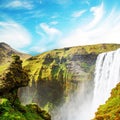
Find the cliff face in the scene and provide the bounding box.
[19,44,120,108]
[93,82,120,120]
[0,55,51,120]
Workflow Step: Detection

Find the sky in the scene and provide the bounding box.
[0,0,120,55]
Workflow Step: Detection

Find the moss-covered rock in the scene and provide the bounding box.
[0,98,51,120]
[0,54,29,95]
[0,55,51,120]
[93,82,120,120]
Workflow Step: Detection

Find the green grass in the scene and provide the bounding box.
[94,82,120,120]
[0,63,10,75]
[0,98,49,120]
[22,44,120,83]
[67,44,120,55]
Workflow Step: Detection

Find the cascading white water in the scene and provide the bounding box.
[52,48,120,120]
[91,48,120,117]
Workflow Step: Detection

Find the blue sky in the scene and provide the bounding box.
[0,0,120,55]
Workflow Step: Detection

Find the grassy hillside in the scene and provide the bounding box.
[23,44,120,82]
[93,82,120,120]
[0,42,31,66]
[0,42,31,75]
[19,44,120,107]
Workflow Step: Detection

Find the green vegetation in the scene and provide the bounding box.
[0,98,50,120]
[80,62,90,72]
[93,82,120,120]
[67,44,120,55]
[43,102,54,112]
[21,44,120,107]
[0,63,10,75]
[1,43,120,117]
[0,55,51,120]
[23,43,120,82]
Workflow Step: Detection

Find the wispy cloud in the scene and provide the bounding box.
[50,21,59,25]
[72,10,86,18]
[31,23,62,53]
[3,0,34,10]
[39,23,61,39]
[82,0,90,5]
[24,10,44,19]
[0,21,31,49]
[87,2,104,29]
[30,45,47,53]
[59,4,120,48]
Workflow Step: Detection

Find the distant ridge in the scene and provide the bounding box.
[0,42,31,65]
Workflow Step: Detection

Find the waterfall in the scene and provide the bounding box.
[91,48,120,117]
[52,48,120,120]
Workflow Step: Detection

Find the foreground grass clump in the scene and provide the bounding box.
[93,82,120,120]
[0,98,50,120]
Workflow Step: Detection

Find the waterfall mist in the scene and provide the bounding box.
[52,80,94,120]
[52,49,120,120]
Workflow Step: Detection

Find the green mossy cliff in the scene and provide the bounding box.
[93,82,120,120]
[19,44,120,108]
[23,44,120,82]
[0,55,51,120]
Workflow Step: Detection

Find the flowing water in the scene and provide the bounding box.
[52,49,120,120]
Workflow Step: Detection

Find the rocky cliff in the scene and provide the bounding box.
[19,44,120,108]
[0,55,51,120]
[93,82,120,120]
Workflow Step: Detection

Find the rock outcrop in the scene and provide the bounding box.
[0,55,51,120]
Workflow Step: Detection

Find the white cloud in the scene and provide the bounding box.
[87,3,104,29]
[0,21,31,49]
[59,6,120,48]
[39,23,61,39]
[30,46,46,53]
[50,21,59,25]
[72,10,86,18]
[82,0,90,5]
[5,0,33,9]
[32,23,62,53]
